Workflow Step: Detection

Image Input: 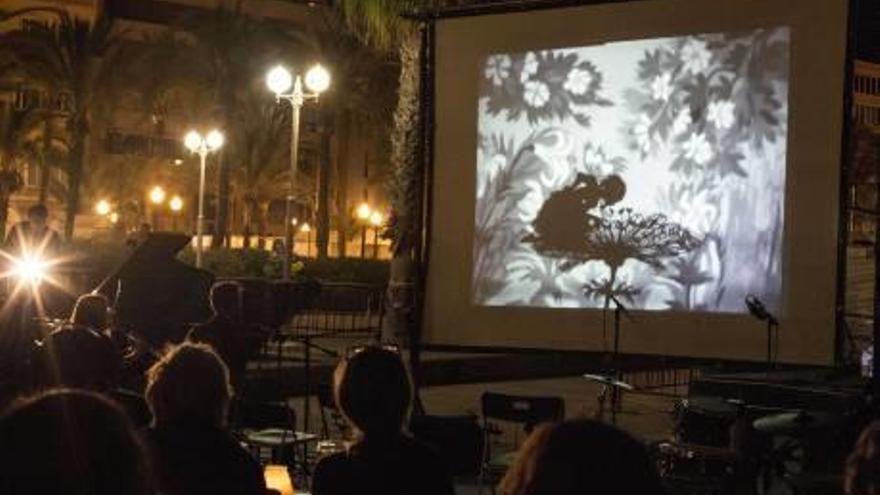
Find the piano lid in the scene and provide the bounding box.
[93,232,196,294]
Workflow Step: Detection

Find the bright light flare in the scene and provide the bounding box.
[369,211,384,227]
[11,255,48,285]
[305,64,330,94]
[267,65,293,95]
[300,222,311,233]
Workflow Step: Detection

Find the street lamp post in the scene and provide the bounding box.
[184,129,224,269]
[267,63,330,279]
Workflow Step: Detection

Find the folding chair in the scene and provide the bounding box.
[477,392,565,495]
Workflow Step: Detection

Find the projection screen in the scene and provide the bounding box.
[425,0,849,364]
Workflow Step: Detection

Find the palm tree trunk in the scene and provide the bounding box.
[383,29,424,408]
[38,121,51,204]
[334,109,351,259]
[64,128,87,239]
[0,190,10,242]
[316,111,332,260]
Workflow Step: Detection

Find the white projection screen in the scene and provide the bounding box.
[425,0,849,364]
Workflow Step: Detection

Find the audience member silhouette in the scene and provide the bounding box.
[143,342,265,495]
[34,294,122,391]
[187,281,256,392]
[846,420,880,495]
[312,346,455,495]
[0,388,151,495]
[498,418,665,495]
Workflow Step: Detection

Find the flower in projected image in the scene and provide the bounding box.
[681,39,712,74]
[523,80,550,108]
[672,108,692,135]
[484,55,512,86]
[707,100,736,130]
[563,68,594,95]
[650,72,673,101]
[682,132,713,165]
[633,115,653,154]
[520,52,539,82]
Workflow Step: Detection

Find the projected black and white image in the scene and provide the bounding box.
[473,27,789,312]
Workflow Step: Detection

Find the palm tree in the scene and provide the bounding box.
[227,92,297,247]
[0,8,128,238]
[308,11,398,259]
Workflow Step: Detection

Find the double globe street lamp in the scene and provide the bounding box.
[266,63,330,278]
[184,129,224,269]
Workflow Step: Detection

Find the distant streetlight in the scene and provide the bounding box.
[169,195,183,231]
[184,129,224,268]
[267,63,330,279]
[300,222,312,258]
[149,186,166,204]
[169,195,183,212]
[95,199,111,216]
[369,211,383,259]
[108,212,119,224]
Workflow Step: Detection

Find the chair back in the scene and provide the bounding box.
[481,392,565,431]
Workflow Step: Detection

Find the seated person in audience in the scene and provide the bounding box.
[143,342,265,495]
[312,346,455,495]
[846,420,880,495]
[187,281,254,392]
[34,293,122,391]
[498,418,666,495]
[0,388,151,495]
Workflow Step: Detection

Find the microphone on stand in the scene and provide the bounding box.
[745,295,778,326]
[609,294,635,323]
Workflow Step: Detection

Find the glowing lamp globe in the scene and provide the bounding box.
[149,186,166,204]
[184,131,202,152]
[169,196,183,212]
[267,65,293,95]
[369,211,384,227]
[95,199,111,216]
[305,64,331,94]
[206,130,224,150]
[300,223,311,233]
[356,203,371,221]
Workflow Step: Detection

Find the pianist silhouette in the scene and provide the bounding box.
[3,204,62,258]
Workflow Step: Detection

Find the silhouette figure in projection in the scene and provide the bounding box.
[524,174,625,258]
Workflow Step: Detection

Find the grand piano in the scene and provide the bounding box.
[95,232,214,349]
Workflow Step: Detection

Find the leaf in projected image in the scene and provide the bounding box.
[583,276,640,306]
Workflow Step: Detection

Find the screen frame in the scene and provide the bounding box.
[412,0,856,365]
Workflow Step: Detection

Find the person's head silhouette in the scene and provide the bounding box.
[209,281,244,322]
[145,342,232,428]
[0,389,151,495]
[70,293,110,331]
[499,418,665,495]
[334,346,411,439]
